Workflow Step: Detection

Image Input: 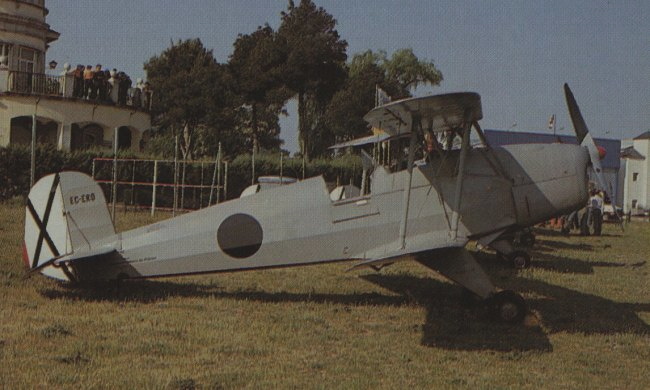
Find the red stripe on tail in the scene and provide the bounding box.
[22,241,30,268]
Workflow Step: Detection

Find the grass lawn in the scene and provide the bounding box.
[1,198,649,389]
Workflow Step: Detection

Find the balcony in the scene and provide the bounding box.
[0,68,152,112]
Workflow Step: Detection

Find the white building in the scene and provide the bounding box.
[0,0,150,152]
[621,132,649,215]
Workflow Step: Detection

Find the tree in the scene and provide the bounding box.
[228,25,289,154]
[144,39,226,159]
[326,51,386,141]
[325,49,443,142]
[278,0,348,159]
[384,48,443,97]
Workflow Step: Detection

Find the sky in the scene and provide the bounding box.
[46,0,650,153]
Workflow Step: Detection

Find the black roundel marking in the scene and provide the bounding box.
[217,213,263,258]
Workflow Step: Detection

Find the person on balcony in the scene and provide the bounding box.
[73,64,84,98]
[117,72,131,106]
[93,64,106,101]
[83,65,94,99]
[108,69,119,103]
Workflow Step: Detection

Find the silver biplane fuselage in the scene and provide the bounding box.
[23,87,599,322]
[69,142,587,281]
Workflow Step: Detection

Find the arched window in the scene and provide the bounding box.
[71,123,104,150]
[9,116,57,146]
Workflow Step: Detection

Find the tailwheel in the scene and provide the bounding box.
[508,251,531,269]
[490,290,527,324]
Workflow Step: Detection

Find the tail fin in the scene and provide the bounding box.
[23,172,115,280]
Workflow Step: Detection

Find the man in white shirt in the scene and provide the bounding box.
[588,190,604,235]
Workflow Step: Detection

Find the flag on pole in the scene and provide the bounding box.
[548,114,556,130]
[375,85,392,107]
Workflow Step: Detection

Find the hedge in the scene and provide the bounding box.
[0,145,363,205]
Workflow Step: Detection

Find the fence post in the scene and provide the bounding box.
[301,140,305,180]
[180,159,187,211]
[151,160,158,217]
[173,135,179,217]
[208,142,221,206]
[217,142,222,203]
[111,126,119,222]
[30,114,36,186]
[224,161,229,201]
[199,162,204,208]
[131,159,136,210]
[251,143,256,185]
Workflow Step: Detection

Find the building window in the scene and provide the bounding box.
[19,47,36,73]
[633,172,639,181]
[0,43,12,67]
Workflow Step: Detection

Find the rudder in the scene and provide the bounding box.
[23,172,115,280]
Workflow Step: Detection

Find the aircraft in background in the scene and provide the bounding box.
[22,84,606,323]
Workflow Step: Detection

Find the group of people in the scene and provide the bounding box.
[70,64,151,109]
[561,190,605,236]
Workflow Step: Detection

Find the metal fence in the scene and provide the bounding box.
[92,155,227,216]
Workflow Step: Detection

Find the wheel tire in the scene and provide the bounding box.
[509,251,531,269]
[490,290,527,324]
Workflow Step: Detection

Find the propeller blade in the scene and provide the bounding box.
[564,83,608,192]
[564,83,589,144]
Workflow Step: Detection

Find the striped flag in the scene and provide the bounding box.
[548,114,556,130]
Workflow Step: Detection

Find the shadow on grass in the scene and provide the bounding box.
[533,227,623,238]
[474,243,636,275]
[38,265,650,353]
[529,253,633,275]
[364,275,650,338]
[360,273,553,352]
[40,275,551,352]
[534,238,594,252]
[39,279,409,306]
[511,277,650,335]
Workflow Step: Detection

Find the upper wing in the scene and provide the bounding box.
[363,93,483,136]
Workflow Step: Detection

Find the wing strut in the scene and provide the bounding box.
[449,114,472,241]
[397,114,420,249]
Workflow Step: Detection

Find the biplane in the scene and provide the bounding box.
[22,84,606,323]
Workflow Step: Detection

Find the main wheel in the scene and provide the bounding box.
[490,290,527,323]
[508,251,531,269]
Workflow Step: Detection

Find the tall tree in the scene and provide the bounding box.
[278,0,347,159]
[326,49,443,142]
[229,25,288,154]
[144,38,224,159]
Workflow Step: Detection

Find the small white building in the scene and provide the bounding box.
[0,0,151,152]
[621,132,649,215]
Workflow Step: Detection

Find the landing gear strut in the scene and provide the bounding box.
[490,238,532,269]
[517,230,536,247]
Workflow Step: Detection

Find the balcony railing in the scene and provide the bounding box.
[7,70,63,96]
[0,69,152,111]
